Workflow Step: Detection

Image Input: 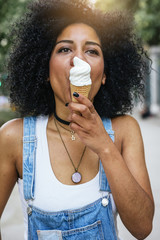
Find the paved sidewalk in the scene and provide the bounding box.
[1,113,160,240]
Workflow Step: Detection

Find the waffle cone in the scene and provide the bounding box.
[70,84,91,102]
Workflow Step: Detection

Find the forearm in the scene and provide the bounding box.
[99,141,154,239]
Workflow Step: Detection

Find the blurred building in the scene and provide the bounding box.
[150,47,160,115]
[0,95,9,110]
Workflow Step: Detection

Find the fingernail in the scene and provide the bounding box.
[73,92,79,97]
[65,103,69,107]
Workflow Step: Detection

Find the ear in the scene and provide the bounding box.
[102,73,106,85]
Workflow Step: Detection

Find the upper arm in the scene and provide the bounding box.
[121,115,154,203]
[0,119,23,218]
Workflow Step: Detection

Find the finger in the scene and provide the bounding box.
[72,92,95,114]
[70,122,88,136]
[70,112,91,130]
[68,102,92,119]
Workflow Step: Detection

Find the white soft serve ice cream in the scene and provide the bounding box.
[69,57,92,86]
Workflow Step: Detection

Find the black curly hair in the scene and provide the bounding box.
[7,0,149,118]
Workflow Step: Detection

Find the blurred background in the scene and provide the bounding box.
[0,0,160,239]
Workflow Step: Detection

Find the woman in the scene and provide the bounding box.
[0,0,154,239]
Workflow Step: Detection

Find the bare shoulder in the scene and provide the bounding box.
[111,115,142,154]
[112,115,145,166]
[0,118,23,159]
[112,114,141,138]
[112,114,139,127]
[0,118,23,140]
[0,119,23,216]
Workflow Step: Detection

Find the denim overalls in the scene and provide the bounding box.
[23,116,118,240]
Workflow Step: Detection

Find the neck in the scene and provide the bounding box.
[55,98,71,123]
[54,112,70,125]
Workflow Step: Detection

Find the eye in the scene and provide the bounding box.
[58,47,72,53]
[86,49,99,56]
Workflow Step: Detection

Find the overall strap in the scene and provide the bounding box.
[23,117,37,201]
[99,118,115,192]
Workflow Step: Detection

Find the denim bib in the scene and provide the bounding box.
[23,117,117,240]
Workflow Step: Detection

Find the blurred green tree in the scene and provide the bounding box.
[135,0,160,45]
[95,0,138,12]
[95,0,160,45]
[0,0,31,94]
[0,73,8,95]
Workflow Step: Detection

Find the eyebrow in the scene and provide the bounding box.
[55,40,102,49]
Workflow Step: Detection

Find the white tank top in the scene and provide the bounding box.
[18,115,119,239]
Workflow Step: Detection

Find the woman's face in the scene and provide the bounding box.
[49,23,106,105]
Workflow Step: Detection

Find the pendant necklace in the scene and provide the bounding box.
[54,112,76,141]
[56,120,76,141]
[54,118,86,184]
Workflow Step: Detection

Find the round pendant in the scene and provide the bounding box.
[72,172,82,184]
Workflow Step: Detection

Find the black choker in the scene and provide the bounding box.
[54,112,70,126]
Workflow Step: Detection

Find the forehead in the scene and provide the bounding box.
[56,23,101,44]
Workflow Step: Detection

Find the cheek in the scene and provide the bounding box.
[91,65,104,83]
[49,57,70,87]
[90,58,104,79]
[89,62,104,99]
[49,57,71,101]
[49,58,62,78]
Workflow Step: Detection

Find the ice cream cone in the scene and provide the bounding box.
[70,83,91,102]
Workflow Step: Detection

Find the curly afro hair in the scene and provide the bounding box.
[7,0,149,118]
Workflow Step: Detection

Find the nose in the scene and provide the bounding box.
[70,50,87,66]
